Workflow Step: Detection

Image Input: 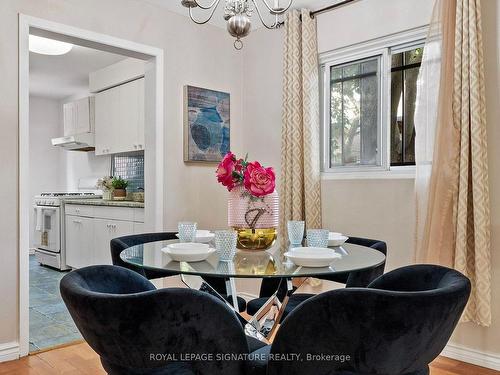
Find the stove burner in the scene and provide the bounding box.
[40,192,97,197]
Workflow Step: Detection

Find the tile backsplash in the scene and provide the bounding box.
[111,153,144,192]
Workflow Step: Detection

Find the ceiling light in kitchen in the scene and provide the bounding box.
[29,35,73,55]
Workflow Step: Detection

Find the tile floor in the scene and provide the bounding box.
[29,255,82,352]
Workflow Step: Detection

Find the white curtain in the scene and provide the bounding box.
[414,0,491,326]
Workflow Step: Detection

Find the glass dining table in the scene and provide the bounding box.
[120,239,386,342]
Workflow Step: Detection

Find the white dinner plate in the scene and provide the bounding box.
[284,247,342,268]
[328,232,349,247]
[175,230,215,243]
[162,243,216,262]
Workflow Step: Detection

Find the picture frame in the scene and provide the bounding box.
[183,85,230,164]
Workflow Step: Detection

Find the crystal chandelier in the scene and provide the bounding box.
[182,0,293,50]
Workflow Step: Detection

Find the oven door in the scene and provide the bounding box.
[33,205,61,253]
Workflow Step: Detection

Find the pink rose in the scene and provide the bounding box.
[216,152,240,191]
[243,161,276,197]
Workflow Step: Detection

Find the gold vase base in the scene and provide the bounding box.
[233,227,277,251]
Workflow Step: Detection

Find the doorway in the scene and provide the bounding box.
[19,15,164,357]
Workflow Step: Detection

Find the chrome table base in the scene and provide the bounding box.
[180,274,304,342]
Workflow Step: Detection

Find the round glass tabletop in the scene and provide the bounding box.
[120,239,386,279]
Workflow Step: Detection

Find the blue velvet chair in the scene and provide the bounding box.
[246,237,387,319]
[249,264,471,375]
[60,265,265,375]
[110,232,180,280]
[110,232,247,312]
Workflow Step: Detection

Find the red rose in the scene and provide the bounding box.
[216,152,241,191]
[243,161,276,197]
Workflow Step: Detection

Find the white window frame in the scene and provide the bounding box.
[320,26,428,179]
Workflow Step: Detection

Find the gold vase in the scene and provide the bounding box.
[233,227,277,251]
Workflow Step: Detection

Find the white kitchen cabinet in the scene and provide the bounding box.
[94,78,145,156]
[65,215,94,269]
[122,78,144,151]
[94,88,115,155]
[65,204,144,269]
[63,97,94,136]
[93,218,134,265]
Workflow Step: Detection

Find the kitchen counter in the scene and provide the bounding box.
[64,198,144,208]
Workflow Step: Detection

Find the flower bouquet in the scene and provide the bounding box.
[216,152,279,250]
[97,176,114,200]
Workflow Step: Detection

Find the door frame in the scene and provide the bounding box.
[18,14,165,357]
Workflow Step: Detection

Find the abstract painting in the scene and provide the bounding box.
[184,85,230,163]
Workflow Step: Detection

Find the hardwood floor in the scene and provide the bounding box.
[0,342,497,375]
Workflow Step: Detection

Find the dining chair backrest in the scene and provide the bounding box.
[267,265,471,375]
[344,236,387,287]
[60,265,250,375]
[111,232,230,296]
[110,232,179,279]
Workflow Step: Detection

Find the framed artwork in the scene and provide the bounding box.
[184,85,230,163]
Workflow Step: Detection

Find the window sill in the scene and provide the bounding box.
[321,166,415,180]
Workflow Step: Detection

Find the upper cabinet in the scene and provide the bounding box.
[94,77,145,156]
[63,97,94,136]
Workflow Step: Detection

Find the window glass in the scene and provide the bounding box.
[329,57,380,168]
[390,46,424,166]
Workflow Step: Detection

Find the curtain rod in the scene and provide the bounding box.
[308,0,357,18]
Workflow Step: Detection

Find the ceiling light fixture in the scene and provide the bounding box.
[182,0,293,50]
[29,35,73,56]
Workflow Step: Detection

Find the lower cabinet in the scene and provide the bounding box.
[93,218,134,265]
[65,215,94,269]
[65,205,143,269]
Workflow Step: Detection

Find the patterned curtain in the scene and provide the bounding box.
[280,9,322,242]
[414,0,491,326]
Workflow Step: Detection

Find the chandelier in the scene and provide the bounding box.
[182,0,293,50]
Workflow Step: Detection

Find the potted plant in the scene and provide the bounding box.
[96,176,114,200]
[111,176,129,201]
[216,152,278,250]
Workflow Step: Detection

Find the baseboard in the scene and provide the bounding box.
[441,342,500,371]
[0,342,20,363]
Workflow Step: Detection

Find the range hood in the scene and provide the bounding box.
[51,133,95,151]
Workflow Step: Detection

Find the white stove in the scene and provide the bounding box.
[33,191,102,270]
[34,192,99,207]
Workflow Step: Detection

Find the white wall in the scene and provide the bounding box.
[241,0,500,361]
[28,96,65,247]
[1,0,242,349]
[316,0,434,52]
[62,152,111,191]
[241,28,283,176]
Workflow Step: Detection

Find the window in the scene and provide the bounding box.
[320,29,426,175]
[329,57,380,168]
[390,47,423,166]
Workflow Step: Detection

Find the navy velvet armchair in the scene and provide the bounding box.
[60,265,262,375]
[256,264,471,375]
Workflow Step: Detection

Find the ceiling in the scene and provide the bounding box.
[30,44,126,100]
[143,0,343,29]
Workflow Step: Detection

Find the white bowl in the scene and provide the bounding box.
[284,247,342,268]
[328,233,349,247]
[162,243,215,262]
[176,230,215,243]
